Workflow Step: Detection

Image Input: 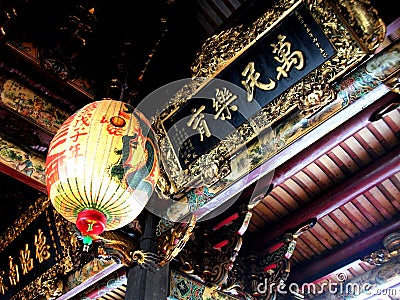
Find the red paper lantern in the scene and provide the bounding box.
[45,99,160,238]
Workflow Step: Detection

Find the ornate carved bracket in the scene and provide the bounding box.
[171,205,253,292]
[157,214,197,267]
[363,231,400,266]
[0,1,17,39]
[221,219,316,299]
[39,2,98,81]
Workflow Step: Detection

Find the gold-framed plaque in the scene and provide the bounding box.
[153,0,385,216]
[0,196,79,300]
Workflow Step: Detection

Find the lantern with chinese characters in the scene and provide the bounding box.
[45,99,160,246]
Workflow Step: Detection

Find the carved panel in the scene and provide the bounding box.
[153,0,386,205]
[0,196,80,300]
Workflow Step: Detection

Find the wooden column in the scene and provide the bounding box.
[125,213,170,300]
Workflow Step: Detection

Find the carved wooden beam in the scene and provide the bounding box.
[0,3,17,39]
[289,215,400,283]
[311,255,400,300]
[251,145,400,252]
[270,91,399,188]
[243,91,399,208]
[0,161,47,194]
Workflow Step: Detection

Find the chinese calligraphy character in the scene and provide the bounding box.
[8,256,19,286]
[0,270,7,295]
[44,149,66,189]
[19,244,34,275]
[271,34,305,80]
[35,229,51,263]
[212,88,238,120]
[69,143,84,158]
[70,127,88,142]
[76,113,91,127]
[100,115,124,135]
[187,105,211,141]
[100,115,108,123]
[241,62,276,102]
[180,139,196,164]
[106,123,124,136]
[176,128,188,146]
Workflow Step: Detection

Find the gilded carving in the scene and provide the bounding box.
[260,258,291,300]
[191,0,383,79]
[208,235,243,287]
[215,219,317,298]
[5,41,96,99]
[0,197,50,252]
[90,230,160,268]
[385,73,400,94]
[37,272,64,300]
[0,196,81,300]
[363,248,394,266]
[191,25,252,80]
[335,40,400,106]
[171,207,253,291]
[363,232,400,266]
[157,214,197,266]
[153,0,386,199]
[334,0,386,51]
[64,258,116,291]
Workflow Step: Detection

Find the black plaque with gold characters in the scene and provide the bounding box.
[160,2,337,171]
[0,196,79,300]
[160,80,256,169]
[217,3,336,106]
[154,0,386,203]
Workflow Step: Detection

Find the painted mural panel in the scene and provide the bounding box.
[169,270,239,300]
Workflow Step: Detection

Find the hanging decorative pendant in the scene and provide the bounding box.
[45,98,160,240]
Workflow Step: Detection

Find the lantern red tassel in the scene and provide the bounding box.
[45,99,160,237]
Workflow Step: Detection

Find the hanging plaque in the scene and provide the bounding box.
[153,0,385,219]
[0,196,79,300]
